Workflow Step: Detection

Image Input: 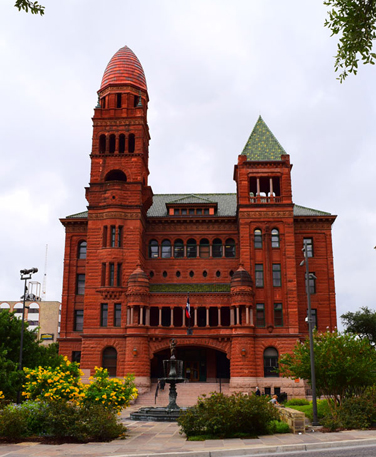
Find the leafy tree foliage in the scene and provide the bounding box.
[0,310,62,400]
[14,0,44,15]
[279,330,376,407]
[324,0,376,82]
[341,306,376,344]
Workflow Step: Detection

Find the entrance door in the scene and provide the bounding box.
[185,361,199,382]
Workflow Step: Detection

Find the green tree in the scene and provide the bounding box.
[279,330,376,408]
[14,0,44,15]
[341,306,376,344]
[324,0,376,82]
[0,310,62,400]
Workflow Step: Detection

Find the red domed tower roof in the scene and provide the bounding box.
[100,46,147,92]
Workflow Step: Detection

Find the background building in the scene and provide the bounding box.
[59,46,336,396]
[0,299,61,345]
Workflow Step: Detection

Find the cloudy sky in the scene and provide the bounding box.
[1,0,375,325]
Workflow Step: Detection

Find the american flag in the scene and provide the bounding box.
[185,294,191,319]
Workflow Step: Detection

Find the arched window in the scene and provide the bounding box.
[104,170,127,182]
[28,303,39,329]
[99,134,106,153]
[200,239,210,258]
[187,239,197,258]
[149,240,159,258]
[225,238,236,258]
[271,229,280,248]
[14,302,23,319]
[78,241,87,259]
[264,347,279,377]
[0,303,10,310]
[128,134,135,153]
[109,134,116,153]
[102,347,117,377]
[161,239,172,258]
[174,239,184,258]
[212,238,223,258]
[254,229,262,249]
[119,134,125,154]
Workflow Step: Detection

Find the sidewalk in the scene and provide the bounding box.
[1,406,376,457]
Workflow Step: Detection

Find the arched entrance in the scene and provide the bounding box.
[150,346,230,382]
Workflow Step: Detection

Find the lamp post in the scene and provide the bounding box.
[17,267,38,404]
[301,242,318,426]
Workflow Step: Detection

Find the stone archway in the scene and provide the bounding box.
[149,337,231,382]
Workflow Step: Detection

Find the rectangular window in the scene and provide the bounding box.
[102,226,108,247]
[304,238,314,257]
[114,303,121,327]
[256,304,265,327]
[308,308,317,329]
[189,208,195,215]
[74,310,84,331]
[204,208,209,215]
[174,209,179,215]
[109,263,115,286]
[272,264,281,287]
[110,226,116,247]
[117,263,122,287]
[305,272,316,294]
[274,303,283,327]
[76,274,85,295]
[100,303,108,327]
[196,209,202,215]
[101,263,106,286]
[72,351,81,363]
[181,209,187,215]
[117,226,123,248]
[255,264,264,287]
[116,93,122,108]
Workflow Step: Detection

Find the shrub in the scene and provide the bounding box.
[23,357,84,403]
[285,398,310,406]
[178,392,279,438]
[0,405,29,439]
[44,401,126,442]
[268,420,291,434]
[83,367,138,412]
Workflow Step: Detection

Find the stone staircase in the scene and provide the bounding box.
[134,382,230,408]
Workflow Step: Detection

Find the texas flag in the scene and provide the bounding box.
[186,294,191,319]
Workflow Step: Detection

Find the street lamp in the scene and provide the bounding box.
[300,242,318,426]
[17,267,38,404]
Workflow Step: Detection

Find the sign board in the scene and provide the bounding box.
[41,333,54,341]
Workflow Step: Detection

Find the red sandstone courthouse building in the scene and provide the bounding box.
[59,46,336,396]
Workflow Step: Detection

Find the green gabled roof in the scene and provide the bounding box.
[167,194,215,205]
[241,116,287,161]
[65,200,332,219]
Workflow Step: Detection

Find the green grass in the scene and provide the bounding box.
[286,399,331,421]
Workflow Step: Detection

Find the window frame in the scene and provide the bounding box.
[254,229,263,249]
[100,303,108,327]
[161,239,172,258]
[78,241,87,259]
[74,310,84,331]
[225,238,236,258]
[264,347,279,378]
[212,238,223,258]
[272,264,282,287]
[76,274,85,295]
[187,239,197,258]
[149,240,159,258]
[255,264,264,288]
[304,238,314,257]
[271,229,280,248]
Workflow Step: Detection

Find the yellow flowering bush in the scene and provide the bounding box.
[83,367,138,412]
[23,356,84,403]
[0,391,5,400]
[22,359,137,413]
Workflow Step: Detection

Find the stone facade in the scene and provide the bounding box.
[58,46,337,397]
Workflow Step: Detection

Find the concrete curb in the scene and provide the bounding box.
[102,437,376,457]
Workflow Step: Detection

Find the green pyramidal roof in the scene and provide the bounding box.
[241,116,287,161]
